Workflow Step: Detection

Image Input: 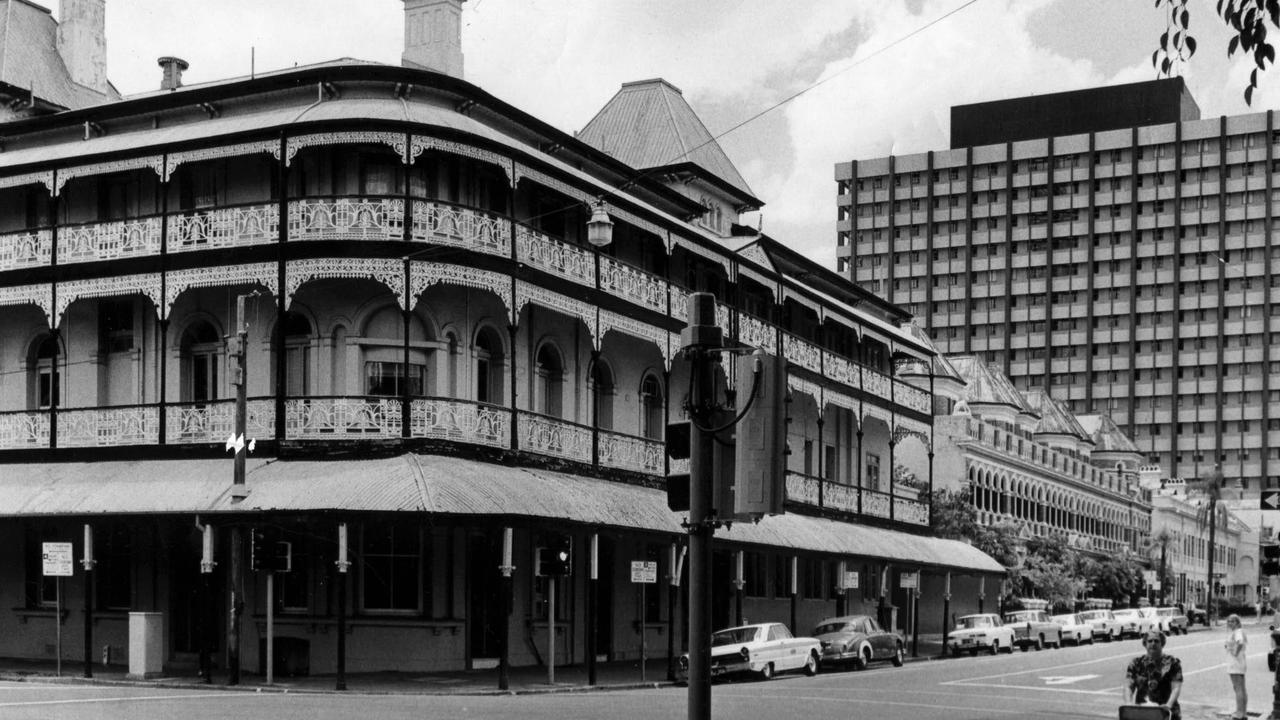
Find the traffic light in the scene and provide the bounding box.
[732,351,789,520]
[250,527,270,572]
[1263,544,1280,576]
[249,527,292,573]
[537,535,572,576]
[666,419,691,512]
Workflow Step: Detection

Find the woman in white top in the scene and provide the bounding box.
[1224,613,1247,720]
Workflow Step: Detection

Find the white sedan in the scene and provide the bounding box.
[948,613,1016,656]
[1051,613,1094,645]
[1112,608,1155,639]
[679,622,822,681]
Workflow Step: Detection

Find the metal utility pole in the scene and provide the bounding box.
[82,524,94,678]
[227,293,250,685]
[336,522,350,691]
[682,292,721,720]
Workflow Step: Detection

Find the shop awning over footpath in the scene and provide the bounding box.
[0,454,1003,575]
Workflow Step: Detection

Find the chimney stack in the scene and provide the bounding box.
[57,0,108,94]
[402,0,465,78]
[158,56,189,91]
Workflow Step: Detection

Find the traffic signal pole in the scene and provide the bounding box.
[227,294,249,686]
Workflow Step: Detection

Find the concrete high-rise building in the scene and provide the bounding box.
[836,78,1277,493]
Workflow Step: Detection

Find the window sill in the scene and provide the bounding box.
[251,615,463,635]
[12,607,68,624]
[630,621,669,634]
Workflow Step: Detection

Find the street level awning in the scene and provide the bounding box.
[0,454,1003,574]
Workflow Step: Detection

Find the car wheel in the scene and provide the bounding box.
[804,652,818,677]
[989,640,999,656]
[1088,634,1095,645]
[891,645,904,667]
[856,647,871,671]
[1034,636,1044,651]
[760,663,775,681]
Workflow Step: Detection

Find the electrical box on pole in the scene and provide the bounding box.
[732,352,789,520]
[1263,544,1280,576]
[666,419,691,512]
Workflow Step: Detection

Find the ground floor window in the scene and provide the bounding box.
[360,522,423,613]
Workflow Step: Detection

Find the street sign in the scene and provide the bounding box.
[1143,570,1156,584]
[1264,490,1280,510]
[843,571,859,590]
[900,571,918,589]
[42,542,73,577]
[631,560,657,584]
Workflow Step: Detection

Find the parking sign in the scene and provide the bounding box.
[42,542,74,577]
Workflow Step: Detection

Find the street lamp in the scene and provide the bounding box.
[586,198,614,248]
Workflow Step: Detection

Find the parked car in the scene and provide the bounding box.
[1078,609,1121,641]
[677,622,821,681]
[1002,609,1063,651]
[1154,607,1189,635]
[812,614,905,670]
[1183,604,1209,626]
[1112,608,1155,639]
[947,613,1016,656]
[1051,613,1094,645]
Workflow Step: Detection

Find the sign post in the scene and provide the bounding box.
[42,542,73,676]
[632,560,657,682]
[900,572,919,646]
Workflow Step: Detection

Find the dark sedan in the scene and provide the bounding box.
[812,614,905,670]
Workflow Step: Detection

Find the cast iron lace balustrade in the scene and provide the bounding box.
[737,313,775,352]
[167,399,275,444]
[57,406,159,447]
[785,472,821,506]
[824,481,860,514]
[284,397,403,438]
[598,257,666,313]
[58,217,162,264]
[168,203,280,252]
[409,200,510,257]
[408,398,510,448]
[289,197,405,242]
[598,430,665,474]
[514,225,594,287]
[0,229,52,271]
[822,352,861,390]
[862,368,890,398]
[0,410,50,449]
[861,488,891,519]
[894,496,929,525]
[517,411,592,463]
[894,381,931,415]
[782,332,822,373]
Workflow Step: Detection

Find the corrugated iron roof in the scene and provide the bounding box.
[1076,414,1141,454]
[0,0,119,110]
[0,454,1004,573]
[577,78,757,204]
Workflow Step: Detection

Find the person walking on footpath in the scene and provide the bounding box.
[1125,630,1183,720]
[1224,614,1248,719]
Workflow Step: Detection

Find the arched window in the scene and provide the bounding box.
[473,326,505,404]
[590,359,615,431]
[180,321,221,402]
[640,373,665,440]
[534,343,564,418]
[29,335,61,409]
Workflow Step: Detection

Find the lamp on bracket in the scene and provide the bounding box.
[586,197,614,248]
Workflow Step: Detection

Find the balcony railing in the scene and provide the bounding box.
[0,410,50,449]
[285,396,403,438]
[410,200,510,257]
[599,256,666,313]
[0,229,52,271]
[288,197,405,242]
[409,397,510,449]
[598,429,664,474]
[168,203,279,252]
[517,411,592,463]
[58,217,162,265]
[784,472,927,526]
[514,224,594,287]
[57,405,159,448]
[167,399,275,444]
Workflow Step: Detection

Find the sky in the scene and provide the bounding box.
[66,0,1280,271]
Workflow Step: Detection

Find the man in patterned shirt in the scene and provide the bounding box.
[1125,629,1183,719]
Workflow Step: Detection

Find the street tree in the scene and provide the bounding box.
[1153,0,1277,104]
[1189,466,1230,622]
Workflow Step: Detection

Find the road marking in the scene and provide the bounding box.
[707,690,1110,717]
[0,692,239,708]
[1041,674,1100,685]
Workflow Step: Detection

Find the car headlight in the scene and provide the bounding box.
[739,647,750,661]
[843,640,854,652]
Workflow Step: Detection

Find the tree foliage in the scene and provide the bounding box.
[928,489,1020,567]
[1154,0,1276,105]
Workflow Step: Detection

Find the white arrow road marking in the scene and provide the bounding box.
[1040,674,1099,685]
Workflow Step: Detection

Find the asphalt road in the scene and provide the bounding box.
[0,629,1270,720]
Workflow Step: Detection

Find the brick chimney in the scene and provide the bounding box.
[402,0,465,78]
[158,56,188,91]
[57,0,108,94]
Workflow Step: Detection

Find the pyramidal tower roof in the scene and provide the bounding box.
[577,78,759,206]
[1076,414,1141,454]
[1022,390,1090,441]
[948,356,1028,411]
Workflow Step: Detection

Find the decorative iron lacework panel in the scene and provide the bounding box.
[0,411,50,449]
[284,397,403,438]
[737,243,773,271]
[824,352,861,390]
[861,490,891,519]
[513,163,593,206]
[165,141,282,181]
[894,498,929,525]
[167,400,275,445]
[165,263,279,315]
[168,203,279,252]
[57,406,159,448]
[518,411,592,463]
[785,472,820,506]
[0,171,54,193]
[0,283,53,322]
[782,286,822,315]
[514,281,597,336]
[599,256,665,313]
[599,308,668,363]
[289,198,405,242]
[0,229,51,271]
[286,132,407,166]
[598,430,664,475]
[896,381,931,415]
[894,417,932,444]
[862,368,890,399]
[861,402,893,427]
[56,273,162,321]
[825,388,857,414]
[410,200,510,257]
[782,334,822,373]
[736,314,775,352]
[786,376,822,402]
[514,225,594,288]
[825,482,859,514]
[669,457,688,475]
[410,261,513,321]
[55,157,164,195]
[409,137,512,185]
[287,258,405,310]
[409,398,510,448]
[58,217,162,265]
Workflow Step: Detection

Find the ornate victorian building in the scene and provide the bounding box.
[0,0,1000,676]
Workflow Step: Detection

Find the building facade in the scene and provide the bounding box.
[1149,485,1258,607]
[836,78,1279,491]
[0,0,1002,676]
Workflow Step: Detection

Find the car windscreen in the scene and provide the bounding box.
[956,616,992,629]
[814,622,851,635]
[1051,615,1075,624]
[712,628,759,646]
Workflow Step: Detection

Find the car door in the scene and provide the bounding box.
[767,624,800,670]
[865,617,889,658]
